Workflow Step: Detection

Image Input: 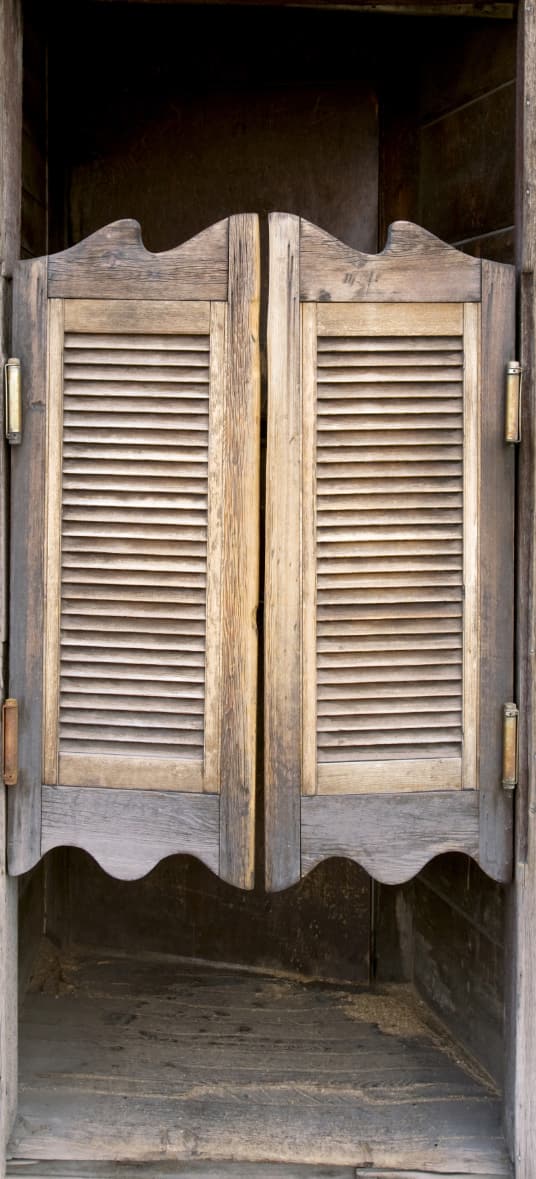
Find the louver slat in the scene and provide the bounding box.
[44,315,216,793]
[305,309,474,797]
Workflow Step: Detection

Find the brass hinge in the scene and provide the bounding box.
[502,702,519,791]
[505,361,522,444]
[4,357,22,444]
[2,698,18,786]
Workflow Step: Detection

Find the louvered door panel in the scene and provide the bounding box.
[303,302,478,795]
[313,316,466,793]
[265,215,514,892]
[10,215,260,885]
[43,302,222,792]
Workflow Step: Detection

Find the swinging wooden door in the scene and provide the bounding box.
[7,211,515,892]
[8,215,260,888]
[265,214,515,891]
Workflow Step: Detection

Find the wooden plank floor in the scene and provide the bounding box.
[9,949,512,1176]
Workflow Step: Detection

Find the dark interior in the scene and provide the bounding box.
[14,1,517,1168]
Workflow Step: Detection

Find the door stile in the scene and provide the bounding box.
[265,212,302,893]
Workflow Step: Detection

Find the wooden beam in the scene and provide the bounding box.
[508,1,536,1176]
[90,0,515,14]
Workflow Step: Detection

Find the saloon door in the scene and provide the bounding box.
[265,214,515,891]
[8,214,260,889]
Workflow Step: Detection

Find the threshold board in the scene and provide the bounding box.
[7,1165,353,1178]
[9,949,512,1175]
[4,1166,510,1179]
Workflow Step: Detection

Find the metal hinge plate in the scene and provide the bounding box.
[2,698,18,786]
[4,357,22,444]
[505,361,522,444]
[502,702,519,790]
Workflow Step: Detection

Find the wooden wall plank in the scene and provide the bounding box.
[419,84,516,246]
[90,0,515,14]
[413,857,506,1087]
[0,3,22,1168]
[0,799,17,1179]
[40,786,219,881]
[6,1164,357,1179]
[265,213,302,891]
[7,259,48,876]
[0,0,22,277]
[218,214,260,889]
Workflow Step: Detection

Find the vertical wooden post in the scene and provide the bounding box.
[0,0,22,1171]
[508,1,536,1173]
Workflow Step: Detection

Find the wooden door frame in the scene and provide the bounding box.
[0,0,534,1174]
[505,1,536,1172]
[0,0,21,1171]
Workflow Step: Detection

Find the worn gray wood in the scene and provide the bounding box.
[7,1166,354,1179]
[9,950,510,1173]
[40,787,219,881]
[412,856,506,1088]
[301,793,481,885]
[507,2,536,1172]
[299,219,481,304]
[7,259,48,875]
[353,1172,511,1178]
[354,1172,510,1178]
[0,6,22,1168]
[265,213,302,891]
[47,220,229,301]
[0,0,22,277]
[0,795,18,1178]
[218,213,260,890]
[478,261,515,883]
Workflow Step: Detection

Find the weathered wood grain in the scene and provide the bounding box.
[4,1166,509,1179]
[90,0,515,14]
[477,262,515,882]
[420,83,516,248]
[64,301,210,334]
[0,0,22,277]
[6,1165,355,1179]
[48,220,229,301]
[300,220,481,304]
[313,302,468,794]
[0,795,18,1173]
[509,0,536,1162]
[42,300,64,786]
[354,1171,510,1178]
[265,213,302,890]
[461,303,480,793]
[0,7,21,1166]
[413,859,506,1088]
[301,792,481,884]
[7,259,47,875]
[203,302,226,795]
[301,304,318,797]
[40,786,219,880]
[218,214,260,889]
[9,951,510,1173]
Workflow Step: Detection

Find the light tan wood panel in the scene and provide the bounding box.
[44,305,214,793]
[305,304,471,796]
